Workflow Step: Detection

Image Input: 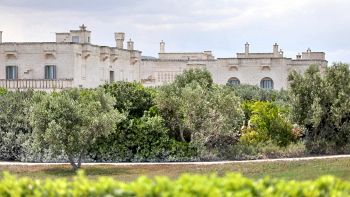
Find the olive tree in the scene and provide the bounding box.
[289,63,350,153]
[30,88,123,170]
[0,90,33,161]
[156,68,244,157]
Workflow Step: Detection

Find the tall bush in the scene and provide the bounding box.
[289,63,350,153]
[156,69,244,158]
[0,90,33,161]
[92,81,194,161]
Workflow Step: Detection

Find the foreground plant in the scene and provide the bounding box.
[1,172,350,196]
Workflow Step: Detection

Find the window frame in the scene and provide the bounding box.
[227,77,240,86]
[109,70,115,83]
[5,65,18,80]
[72,36,80,43]
[260,77,274,89]
[44,65,57,80]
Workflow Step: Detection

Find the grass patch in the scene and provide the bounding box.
[1,158,350,181]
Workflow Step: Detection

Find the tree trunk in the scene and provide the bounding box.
[179,124,186,142]
[176,116,186,142]
[77,151,84,169]
[68,155,79,171]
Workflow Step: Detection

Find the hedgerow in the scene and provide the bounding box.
[1,172,350,196]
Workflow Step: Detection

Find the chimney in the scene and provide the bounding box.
[0,31,2,43]
[245,42,249,55]
[79,24,87,31]
[160,40,165,53]
[273,43,279,55]
[115,32,125,49]
[279,49,284,56]
[127,39,134,50]
[296,53,301,59]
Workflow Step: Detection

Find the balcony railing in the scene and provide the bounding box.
[0,79,74,90]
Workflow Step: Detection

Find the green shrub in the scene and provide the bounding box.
[1,171,350,196]
[0,88,7,95]
[102,81,155,118]
[257,141,307,159]
[289,63,350,153]
[228,84,289,102]
[241,101,294,147]
[0,90,34,161]
[156,69,244,159]
[227,141,306,160]
[89,113,195,162]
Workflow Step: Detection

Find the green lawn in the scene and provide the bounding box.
[1,158,350,182]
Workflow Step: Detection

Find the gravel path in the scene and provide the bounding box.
[0,154,349,166]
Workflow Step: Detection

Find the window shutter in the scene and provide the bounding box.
[45,66,48,79]
[6,67,9,79]
[15,66,18,79]
[53,66,57,79]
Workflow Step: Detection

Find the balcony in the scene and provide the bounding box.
[0,79,74,90]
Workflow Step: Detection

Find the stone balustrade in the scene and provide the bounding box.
[0,79,73,90]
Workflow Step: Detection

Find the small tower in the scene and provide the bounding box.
[160,40,165,53]
[127,39,134,50]
[0,31,2,43]
[307,48,311,53]
[115,32,125,49]
[245,42,249,55]
[273,43,279,56]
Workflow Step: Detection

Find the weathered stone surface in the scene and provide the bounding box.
[0,25,327,90]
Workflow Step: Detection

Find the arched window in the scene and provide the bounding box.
[260,77,274,89]
[227,77,240,85]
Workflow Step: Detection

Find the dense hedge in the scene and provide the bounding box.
[1,172,350,196]
[2,66,350,165]
[0,69,313,164]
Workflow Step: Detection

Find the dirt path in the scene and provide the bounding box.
[1,154,350,166]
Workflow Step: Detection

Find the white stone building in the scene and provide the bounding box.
[0,25,327,90]
[0,25,141,90]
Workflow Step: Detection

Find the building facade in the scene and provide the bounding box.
[0,25,327,90]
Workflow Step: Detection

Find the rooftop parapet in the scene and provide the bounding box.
[158,51,215,60]
[301,48,325,60]
[237,42,284,58]
[56,24,91,44]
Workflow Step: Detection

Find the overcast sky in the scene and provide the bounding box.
[0,0,349,63]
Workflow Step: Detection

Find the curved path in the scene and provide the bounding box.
[0,154,350,166]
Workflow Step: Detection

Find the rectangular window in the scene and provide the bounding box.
[109,71,114,83]
[6,66,18,80]
[72,36,80,43]
[45,65,56,79]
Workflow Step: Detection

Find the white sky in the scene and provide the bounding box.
[0,0,349,63]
